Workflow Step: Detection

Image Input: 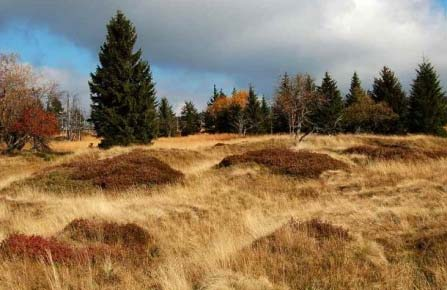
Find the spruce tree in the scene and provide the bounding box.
[89,11,157,148]
[372,67,407,132]
[158,97,176,137]
[180,101,201,136]
[273,73,292,133]
[408,61,447,135]
[203,85,221,133]
[244,85,262,134]
[345,72,363,106]
[260,97,271,134]
[313,72,343,133]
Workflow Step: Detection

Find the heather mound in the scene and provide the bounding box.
[344,144,447,161]
[0,234,112,264]
[219,149,347,178]
[254,219,351,244]
[62,218,154,249]
[65,150,184,190]
[231,219,381,289]
[1,220,159,265]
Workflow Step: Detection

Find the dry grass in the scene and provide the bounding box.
[0,133,447,289]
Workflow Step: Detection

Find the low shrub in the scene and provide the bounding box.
[66,150,184,189]
[219,149,348,179]
[63,219,153,248]
[0,234,112,264]
[231,219,380,289]
[253,219,351,247]
[344,144,447,161]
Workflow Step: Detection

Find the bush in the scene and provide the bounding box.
[66,150,184,189]
[230,219,376,290]
[344,144,447,161]
[219,149,348,179]
[343,93,399,134]
[0,234,111,264]
[63,219,153,248]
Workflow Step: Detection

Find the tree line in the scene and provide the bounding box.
[2,11,446,152]
[90,11,447,148]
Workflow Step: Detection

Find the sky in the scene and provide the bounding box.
[1,0,447,113]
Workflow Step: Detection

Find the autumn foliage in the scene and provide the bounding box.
[11,106,59,138]
[208,90,248,116]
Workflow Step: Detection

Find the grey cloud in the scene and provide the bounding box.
[1,0,447,105]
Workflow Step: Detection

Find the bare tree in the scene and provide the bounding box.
[275,73,323,144]
[62,93,86,141]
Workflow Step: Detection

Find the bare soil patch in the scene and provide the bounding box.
[219,149,348,178]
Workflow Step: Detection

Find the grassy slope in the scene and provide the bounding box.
[0,133,446,289]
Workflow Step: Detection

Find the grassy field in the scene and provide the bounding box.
[1,133,447,290]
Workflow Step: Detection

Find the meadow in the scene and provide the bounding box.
[1,133,447,290]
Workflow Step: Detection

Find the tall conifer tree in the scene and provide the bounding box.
[272,73,292,133]
[260,96,271,134]
[89,11,157,148]
[244,85,262,134]
[345,72,363,106]
[408,61,447,135]
[158,97,176,137]
[180,101,201,136]
[313,72,343,133]
[372,67,407,132]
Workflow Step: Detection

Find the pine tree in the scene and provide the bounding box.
[210,84,219,105]
[158,97,176,137]
[273,73,292,133]
[345,72,363,106]
[244,85,262,134]
[313,72,343,133]
[204,85,220,133]
[89,11,157,148]
[260,97,271,134]
[372,67,407,132]
[408,61,447,135]
[180,101,201,136]
[231,88,237,97]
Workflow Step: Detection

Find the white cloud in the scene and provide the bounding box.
[37,66,91,110]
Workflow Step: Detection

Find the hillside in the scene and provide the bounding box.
[1,133,447,289]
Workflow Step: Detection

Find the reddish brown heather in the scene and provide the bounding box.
[66,150,184,189]
[219,149,348,178]
[253,219,351,247]
[344,144,447,161]
[0,234,113,264]
[229,219,378,289]
[63,219,153,249]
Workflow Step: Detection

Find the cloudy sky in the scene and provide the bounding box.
[1,0,447,112]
